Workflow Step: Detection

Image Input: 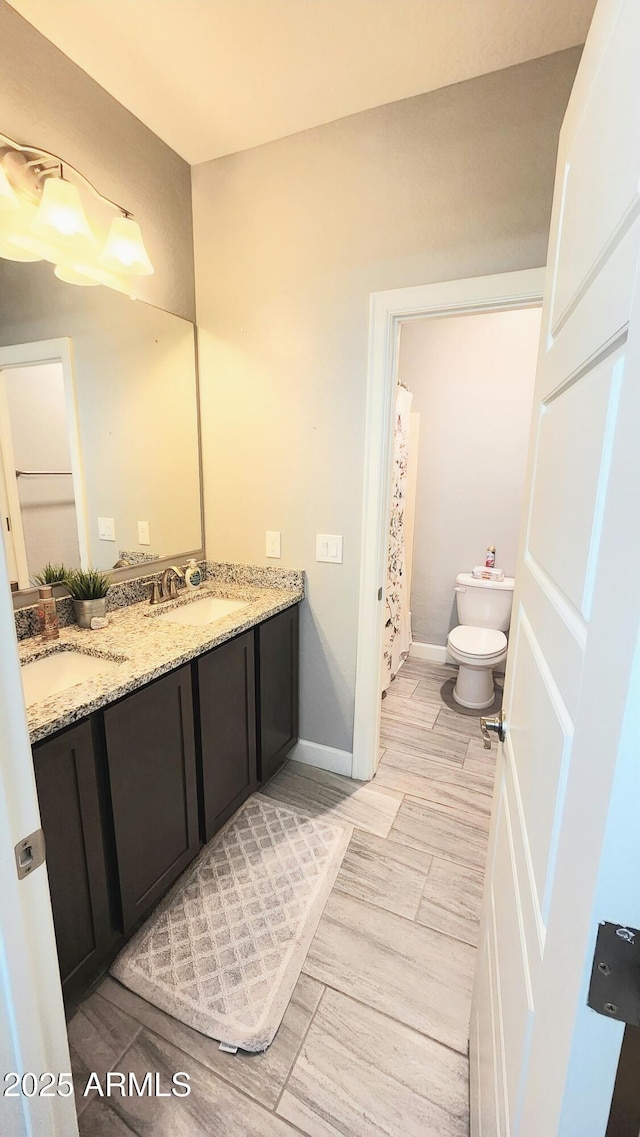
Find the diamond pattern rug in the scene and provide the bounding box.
[110,793,350,1052]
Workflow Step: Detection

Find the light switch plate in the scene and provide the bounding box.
[266,530,281,558]
[98,516,115,541]
[138,520,150,546]
[316,534,343,563]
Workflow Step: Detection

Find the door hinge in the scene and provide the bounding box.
[588,922,640,1025]
[378,587,383,601]
[14,828,46,880]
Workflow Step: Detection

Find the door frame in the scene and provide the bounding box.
[0,338,90,589]
[351,268,546,781]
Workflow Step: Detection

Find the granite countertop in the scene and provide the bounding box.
[20,579,303,745]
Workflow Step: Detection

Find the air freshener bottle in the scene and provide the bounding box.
[485,546,496,569]
[38,586,60,641]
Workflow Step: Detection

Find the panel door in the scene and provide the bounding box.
[33,719,114,994]
[197,630,257,841]
[104,666,200,932]
[471,2,640,1134]
[258,604,299,783]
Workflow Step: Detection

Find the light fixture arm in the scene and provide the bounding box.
[0,132,133,218]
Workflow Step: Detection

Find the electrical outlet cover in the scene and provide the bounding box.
[266,530,281,558]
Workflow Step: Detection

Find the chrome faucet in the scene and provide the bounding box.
[160,564,185,601]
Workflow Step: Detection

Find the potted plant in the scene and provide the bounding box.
[65,568,111,628]
[33,563,70,587]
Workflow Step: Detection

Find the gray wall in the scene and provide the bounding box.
[193,49,581,755]
[0,1,194,321]
[399,308,542,646]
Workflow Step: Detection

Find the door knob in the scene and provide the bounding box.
[480,710,506,749]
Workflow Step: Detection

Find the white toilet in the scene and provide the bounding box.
[446,572,515,710]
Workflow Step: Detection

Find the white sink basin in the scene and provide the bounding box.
[22,650,121,708]
[158,596,249,627]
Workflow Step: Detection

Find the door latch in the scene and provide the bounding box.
[588,922,640,1025]
[14,828,46,880]
[480,709,506,749]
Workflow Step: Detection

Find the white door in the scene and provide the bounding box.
[471,2,640,1135]
[0,537,77,1135]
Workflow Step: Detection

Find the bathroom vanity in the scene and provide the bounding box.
[23,578,301,999]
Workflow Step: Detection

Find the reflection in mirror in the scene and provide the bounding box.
[0,260,202,596]
[0,354,83,588]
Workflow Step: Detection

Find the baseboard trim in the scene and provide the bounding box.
[409,641,452,664]
[289,739,353,777]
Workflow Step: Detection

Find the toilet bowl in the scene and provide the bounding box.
[447,573,515,710]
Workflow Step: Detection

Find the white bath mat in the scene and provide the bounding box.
[110,793,350,1052]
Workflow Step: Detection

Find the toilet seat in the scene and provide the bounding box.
[448,625,507,659]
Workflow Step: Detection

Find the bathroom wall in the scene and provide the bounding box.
[0,1,194,321]
[193,49,580,757]
[398,307,542,648]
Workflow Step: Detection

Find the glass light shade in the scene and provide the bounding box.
[0,236,41,261]
[99,216,154,275]
[54,264,100,287]
[0,165,19,211]
[0,200,44,259]
[32,177,95,246]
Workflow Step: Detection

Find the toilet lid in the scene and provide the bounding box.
[448,625,507,656]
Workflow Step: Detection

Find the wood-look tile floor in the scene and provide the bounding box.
[68,659,496,1136]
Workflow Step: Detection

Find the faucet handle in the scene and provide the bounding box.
[149,580,161,605]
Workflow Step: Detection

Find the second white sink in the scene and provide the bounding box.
[22,650,121,708]
[158,596,249,627]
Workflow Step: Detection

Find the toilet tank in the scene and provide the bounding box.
[455,573,515,631]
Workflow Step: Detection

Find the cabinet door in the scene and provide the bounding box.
[258,604,299,783]
[33,720,114,994]
[104,666,199,932]
[197,630,257,841]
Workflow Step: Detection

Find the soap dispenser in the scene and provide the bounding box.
[184,559,203,590]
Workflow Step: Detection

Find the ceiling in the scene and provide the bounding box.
[7,0,596,166]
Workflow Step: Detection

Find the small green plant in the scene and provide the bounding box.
[64,568,111,600]
[33,563,70,586]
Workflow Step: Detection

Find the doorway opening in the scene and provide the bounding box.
[0,338,88,590]
[378,303,542,771]
[353,269,546,782]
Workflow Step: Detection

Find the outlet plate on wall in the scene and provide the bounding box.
[266,530,281,558]
[316,534,343,563]
[138,521,150,545]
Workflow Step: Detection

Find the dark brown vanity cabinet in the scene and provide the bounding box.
[103,665,200,932]
[257,605,299,783]
[33,720,115,994]
[33,602,299,998]
[196,630,257,841]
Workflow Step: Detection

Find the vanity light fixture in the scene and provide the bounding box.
[0,132,154,296]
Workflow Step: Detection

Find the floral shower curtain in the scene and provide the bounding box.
[382,384,413,693]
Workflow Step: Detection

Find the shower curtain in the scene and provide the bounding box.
[382,384,413,694]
